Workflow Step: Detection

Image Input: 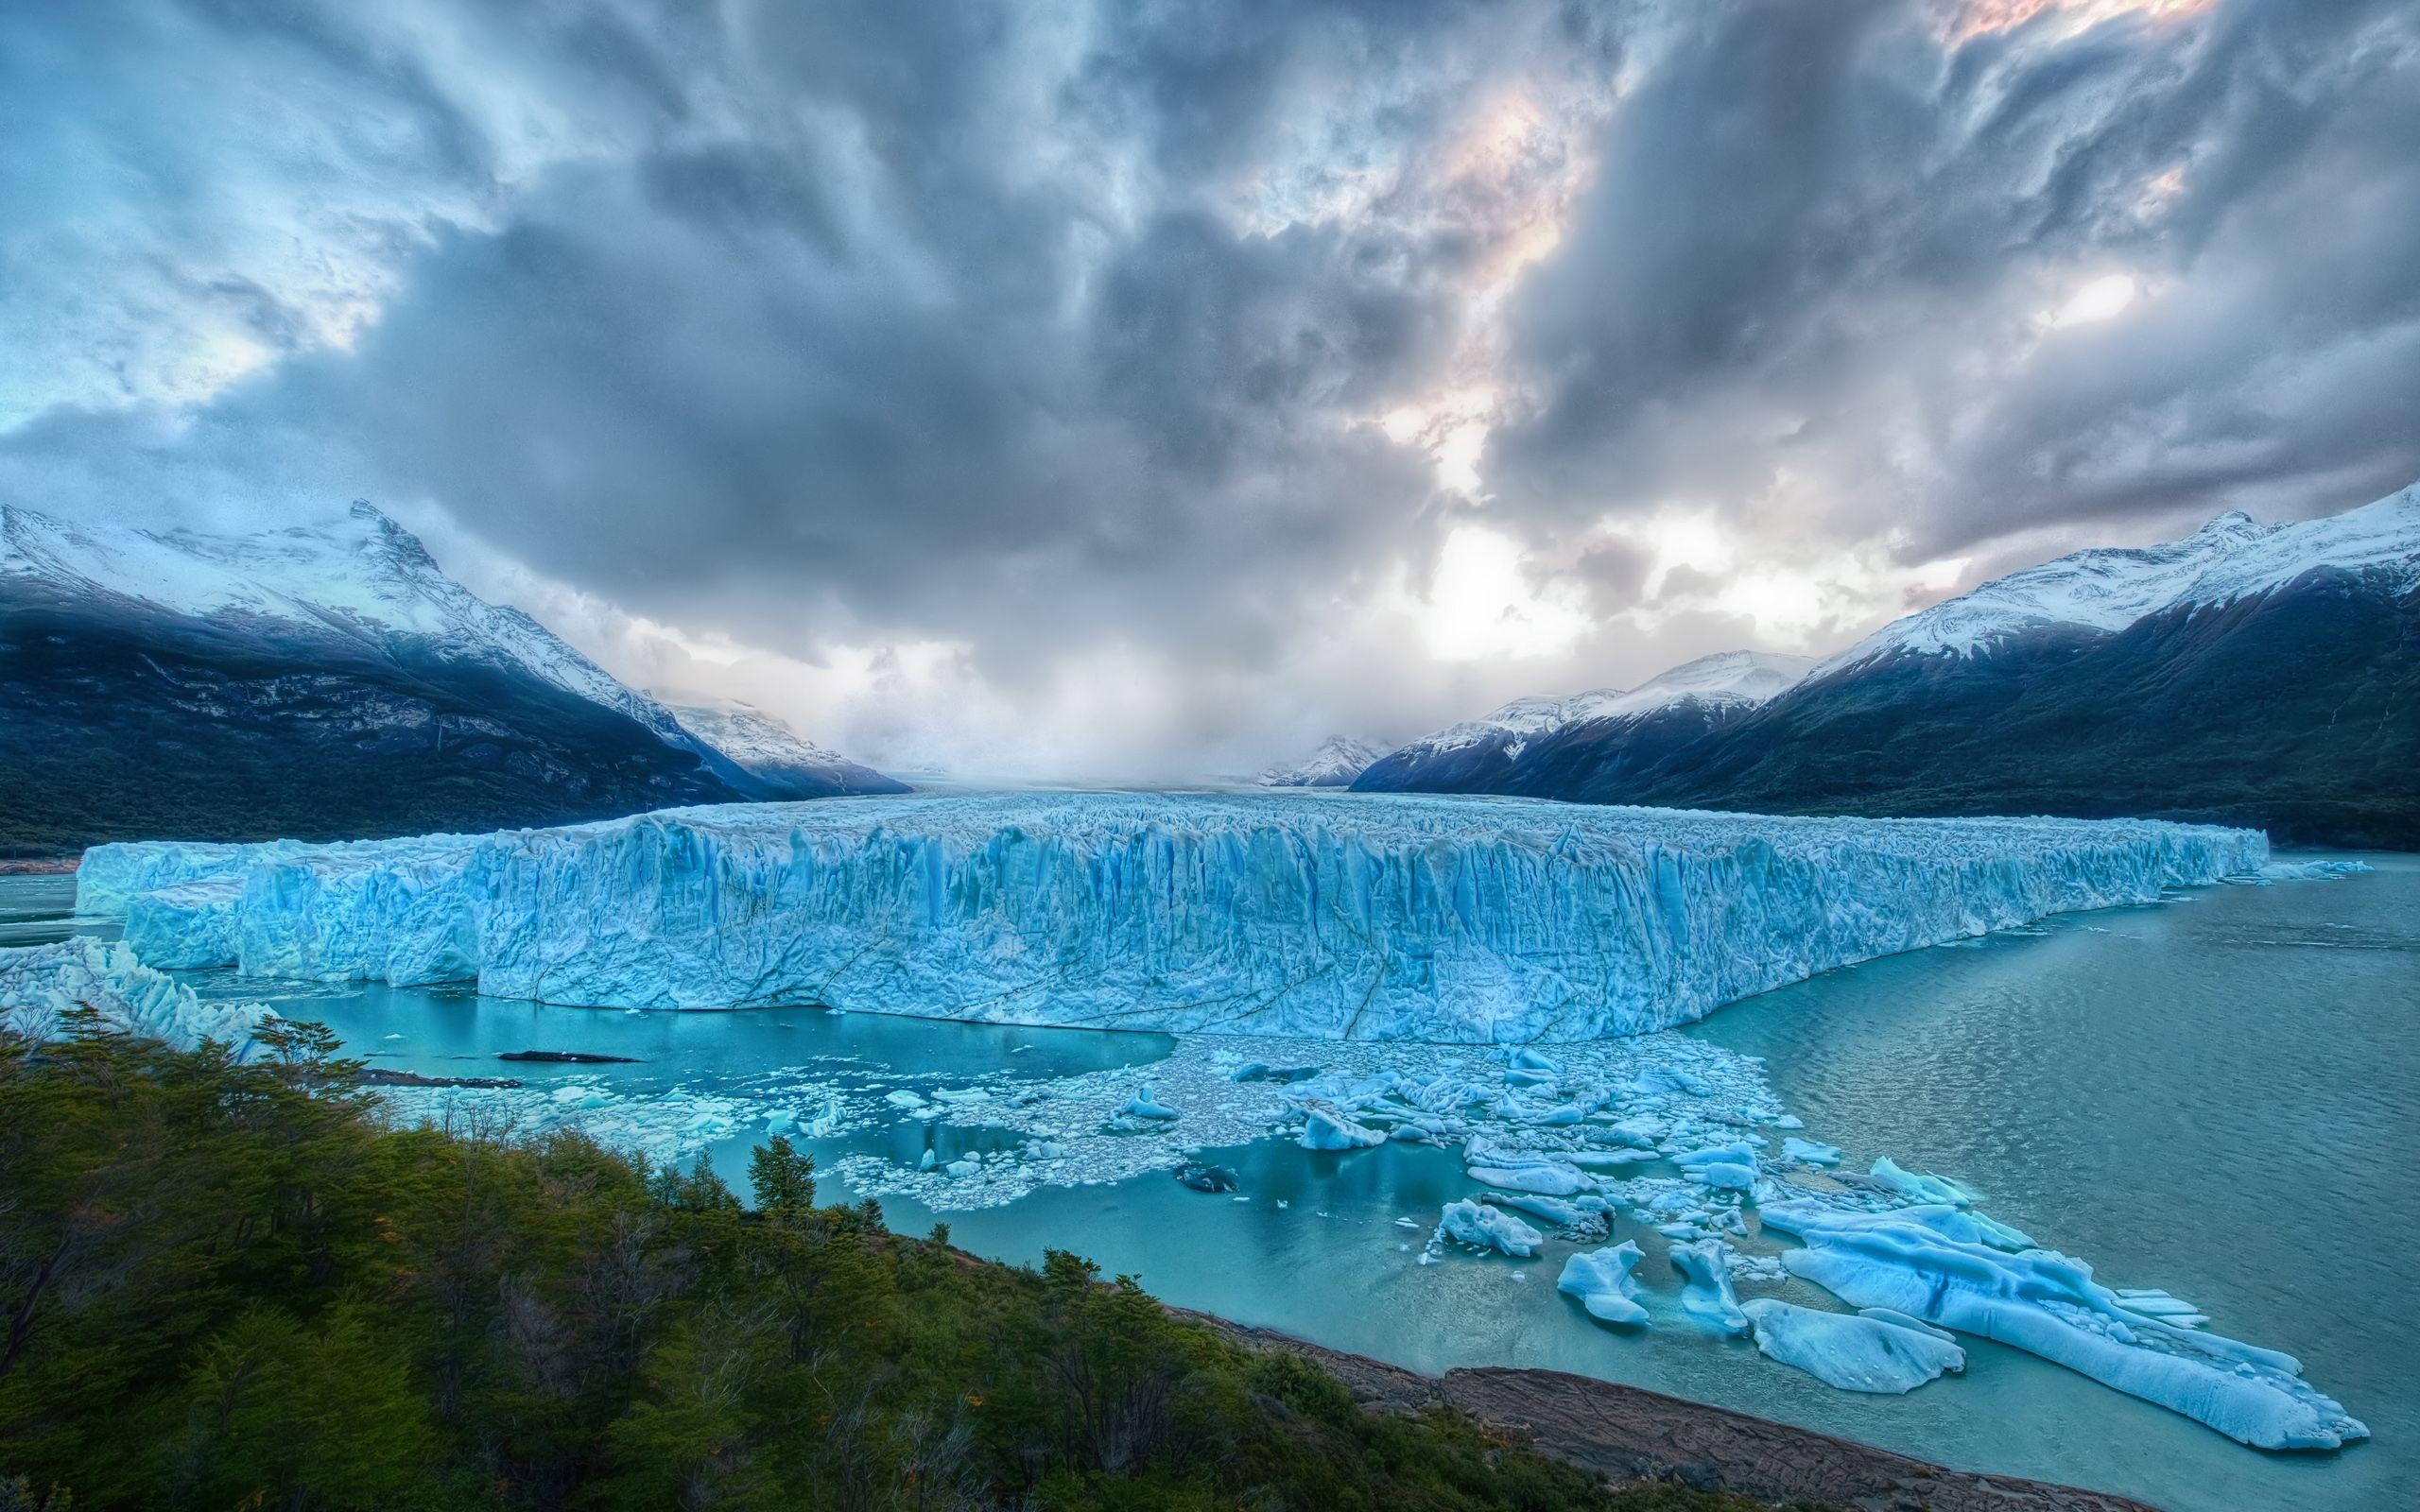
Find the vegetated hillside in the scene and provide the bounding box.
[0,1018,1787,1512]
[1600,569,2420,850]
[0,588,744,856]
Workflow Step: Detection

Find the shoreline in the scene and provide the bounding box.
[1178,1308,2163,1512]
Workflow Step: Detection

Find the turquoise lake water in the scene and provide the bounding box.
[7,855,2411,1512]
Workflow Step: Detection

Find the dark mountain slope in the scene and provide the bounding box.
[0,584,744,855]
[1583,569,2418,848]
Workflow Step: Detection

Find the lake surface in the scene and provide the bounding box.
[7,855,2411,1512]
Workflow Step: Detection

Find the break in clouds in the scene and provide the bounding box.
[3,0,2415,777]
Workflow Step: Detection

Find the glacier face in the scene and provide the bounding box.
[82,793,2265,1042]
[0,938,272,1049]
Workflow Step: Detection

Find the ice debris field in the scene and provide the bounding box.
[76,792,2268,1040]
[15,794,2377,1454]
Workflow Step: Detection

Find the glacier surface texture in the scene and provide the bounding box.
[81,793,2266,1041]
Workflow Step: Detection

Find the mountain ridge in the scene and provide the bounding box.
[1355,484,2420,848]
[0,501,891,854]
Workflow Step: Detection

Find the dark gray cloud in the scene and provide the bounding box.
[1,0,2414,774]
[1490,0,2420,560]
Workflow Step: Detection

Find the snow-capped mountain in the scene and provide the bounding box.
[1255,735,1384,787]
[1,501,770,853]
[1356,650,1816,795]
[669,701,908,798]
[3,500,702,747]
[1360,481,2420,847]
[1824,484,2420,671]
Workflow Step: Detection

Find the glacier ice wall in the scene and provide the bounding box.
[0,938,272,1049]
[82,794,2266,1041]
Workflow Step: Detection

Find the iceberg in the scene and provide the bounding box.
[1668,1239,1750,1335]
[1761,1200,2367,1449]
[1557,1241,1649,1326]
[1299,1105,1387,1150]
[79,793,2264,1042]
[0,939,272,1050]
[1740,1298,1965,1393]
[1435,1198,1543,1257]
[1120,1083,1180,1121]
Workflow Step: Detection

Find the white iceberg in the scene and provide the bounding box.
[1557,1242,1649,1327]
[81,793,2263,1041]
[1741,1297,1964,1394]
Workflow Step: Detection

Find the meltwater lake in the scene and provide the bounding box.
[8,848,2412,1512]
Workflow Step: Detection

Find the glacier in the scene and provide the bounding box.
[81,792,2265,1042]
[0,939,272,1050]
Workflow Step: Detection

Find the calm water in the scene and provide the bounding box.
[8,858,2412,1512]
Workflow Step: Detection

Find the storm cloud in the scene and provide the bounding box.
[3,0,2413,777]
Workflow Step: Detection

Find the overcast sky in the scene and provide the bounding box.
[4,0,2414,779]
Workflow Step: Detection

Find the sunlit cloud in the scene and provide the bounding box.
[2045,272,2143,328]
[1944,0,2216,45]
[1408,524,1592,662]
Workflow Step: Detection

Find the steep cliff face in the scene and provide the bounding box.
[85,792,2263,1041]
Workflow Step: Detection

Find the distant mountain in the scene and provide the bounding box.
[1256,735,1384,788]
[1357,651,1816,796]
[0,501,764,855]
[669,701,908,798]
[1357,484,2420,849]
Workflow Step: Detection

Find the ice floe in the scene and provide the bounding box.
[1760,1199,2367,1449]
[1741,1297,1965,1393]
[1558,1242,1649,1326]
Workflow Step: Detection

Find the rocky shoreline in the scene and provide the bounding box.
[1180,1309,2161,1512]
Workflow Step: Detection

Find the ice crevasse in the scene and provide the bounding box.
[80,792,2265,1042]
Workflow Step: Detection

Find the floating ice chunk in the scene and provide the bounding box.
[944,1158,979,1177]
[918,1148,938,1171]
[0,939,272,1051]
[1512,1047,1561,1074]
[1558,1242,1649,1327]
[1783,1136,1842,1167]
[1436,1199,1542,1257]
[1868,1157,1970,1208]
[1466,1162,1587,1196]
[1763,1202,2367,1449]
[1568,1149,1657,1169]
[1741,1298,1964,1393]
[884,1089,926,1110]
[1668,1240,1750,1335]
[932,1087,993,1105]
[1300,1105,1387,1150]
[1121,1084,1180,1121]
[1482,1192,1606,1234]
[1673,1144,1761,1191]
[2246,859,2373,885]
[1602,1115,1666,1147]
[1634,1066,1712,1097]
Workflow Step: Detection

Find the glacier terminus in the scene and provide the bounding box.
[79,791,2266,1041]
